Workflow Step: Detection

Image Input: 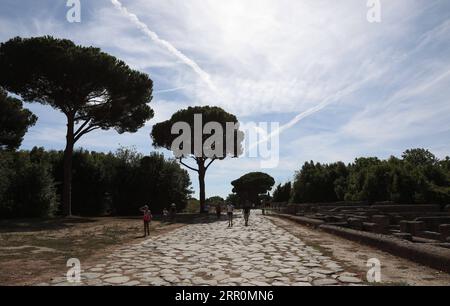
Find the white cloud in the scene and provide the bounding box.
[110,0,217,92]
[147,100,192,125]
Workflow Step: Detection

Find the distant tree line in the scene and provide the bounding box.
[0,147,192,218]
[272,182,292,203]
[226,193,240,206]
[206,196,224,207]
[279,149,450,205]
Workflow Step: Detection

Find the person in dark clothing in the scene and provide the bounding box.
[227,203,234,228]
[169,203,177,222]
[243,201,252,227]
[216,204,222,219]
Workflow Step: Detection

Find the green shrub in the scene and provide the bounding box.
[0,150,58,218]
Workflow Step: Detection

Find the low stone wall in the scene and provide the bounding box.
[274,214,325,228]
[320,224,450,273]
[415,216,450,232]
[272,213,450,274]
[372,204,440,213]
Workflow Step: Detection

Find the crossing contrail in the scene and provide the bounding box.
[249,72,381,150]
[248,99,333,151]
[110,0,217,92]
[110,0,344,143]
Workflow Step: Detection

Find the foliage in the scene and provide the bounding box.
[184,199,200,213]
[231,172,275,205]
[225,193,240,206]
[0,36,154,215]
[0,36,153,133]
[0,88,37,150]
[290,149,450,205]
[272,182,292,202]
[292,161,348,203]
[111,148,192,215]
[0,150,58,218]
[0,147,192,218]
[206,196,224,206]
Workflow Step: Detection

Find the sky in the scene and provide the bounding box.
[0,0,449,198]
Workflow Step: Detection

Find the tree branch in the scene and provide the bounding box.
[179,158,199,172]
[74,119,91,137]
[86,89,107,100]
[74,125,101,143]
[205,157,217,170]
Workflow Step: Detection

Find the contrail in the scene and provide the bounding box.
[110,0,217,92]
[109,0,358,144]
[154,86,187,94]
[248,99,333,150]
[264,21,450,145]
[249,72,381,150]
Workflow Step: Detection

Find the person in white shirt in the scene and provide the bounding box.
[227,203,234,228]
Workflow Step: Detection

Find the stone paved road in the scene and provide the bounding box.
[45,212,363,286]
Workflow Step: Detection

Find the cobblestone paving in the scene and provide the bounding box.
[42,212,364,286]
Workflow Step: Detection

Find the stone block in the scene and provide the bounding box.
[362,222,377,232]
[417,231,441,241]
[347,218,363,230]
[410,221,425,236]
[415,217,450,232]
[400,221,425,236]
[439,224,450,242]
[393,232,413,241]
[400,220,411,233]
[365,222,388,234]
[372,215,390,226]
[372,215,390,233]
[366,209,380,216]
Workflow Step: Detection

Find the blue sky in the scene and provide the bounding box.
[1,0,449,198]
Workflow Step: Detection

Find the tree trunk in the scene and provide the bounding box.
[62,115,75,216]
[198,161,206,214]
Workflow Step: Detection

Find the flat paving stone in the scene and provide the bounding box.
[292,282,312,286]
[264,272,282,278]
[338,276,363,283]
[241,272,262,279]
[83,273,102,279]
[313,278,339,286]
[104,276,130,284]
[124,280,141,286]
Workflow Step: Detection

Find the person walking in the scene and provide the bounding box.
[140,205,152,237]
[216,204,222,220]
[243,201,251,227]
[169,203,177,222]
[163,208,169,222]
[227,203,234,228]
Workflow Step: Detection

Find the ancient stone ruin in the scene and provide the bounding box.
[271,202,450,248]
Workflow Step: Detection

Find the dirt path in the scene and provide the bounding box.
[267,215,450,286]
